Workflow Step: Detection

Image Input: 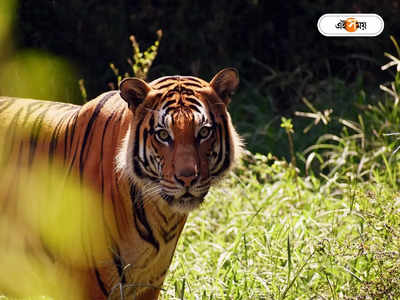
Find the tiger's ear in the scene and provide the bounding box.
[210,68,239,105]
[119,77,152,108]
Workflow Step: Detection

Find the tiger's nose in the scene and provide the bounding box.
[175,167,199,187]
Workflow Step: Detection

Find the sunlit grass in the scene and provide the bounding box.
[162,154,400,299]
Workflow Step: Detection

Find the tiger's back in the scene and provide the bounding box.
[0,92,126,172]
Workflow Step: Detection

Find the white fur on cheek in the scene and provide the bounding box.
[115,126,135,182]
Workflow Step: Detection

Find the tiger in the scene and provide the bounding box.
[0,68,242,299]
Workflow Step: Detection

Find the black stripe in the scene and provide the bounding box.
[161,192,174,204]
[109,176,124,239]
[151,100,161,112]
[133,159,143,178]
[40,236,55,263]
[182,82,203,88]
[165,106,176,114]
[160,220,181,243]
[62,108,81,163]
[48,118,65,165]
[156,82,176,90]
[151,140,159,155]
[4,108,24,160]
[211,116,231,176]
[65,111,79,172]
[28,107,50,166]
[100,112,115,153]
[22,103,47,165]
[69,111,79,149]
[21,102,44,128]
[5,106,24,131]
[211,123,224,174]
[63,118,70,163]
[137,158,159,180]
[182,87,195,95]
[149,154,156,168]
[188,104,201,113]
[45,104,78,165]
[99,111,123,249]
[133,117,144,178]
[177,96,184,106]
[162,99,176,109]
[209,110,216,124]
[184,97,202,107]
[133,119,143,158]
[111,248,126,284]
[172,84,182,93]
[219,115,231,171]
[79,94,112,180]
[0,100,14,114]
[130,186,160,251]
[149,115,155,134]
[94,267,109,297]
[155,204,168,224]
[142,128,149,165]
[98,110,118,241]
[99,112,115,195]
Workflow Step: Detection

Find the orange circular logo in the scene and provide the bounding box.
[345,18,358,32]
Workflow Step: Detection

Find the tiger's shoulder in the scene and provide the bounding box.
[0,90,131,130]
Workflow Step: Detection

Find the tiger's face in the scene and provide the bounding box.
[118,68,241,213]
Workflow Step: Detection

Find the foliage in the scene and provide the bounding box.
[302,37,400,180]
[109,29,162,86]
[281,117,296,167]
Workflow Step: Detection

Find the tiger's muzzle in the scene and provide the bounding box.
[160,164,211,212]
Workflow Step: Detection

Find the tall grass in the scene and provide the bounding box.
[303,37,400,181]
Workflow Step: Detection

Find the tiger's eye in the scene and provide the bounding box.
[199,126,211,139]
[157,130,170,141]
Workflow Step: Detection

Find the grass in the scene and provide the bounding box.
[162,153,400,299]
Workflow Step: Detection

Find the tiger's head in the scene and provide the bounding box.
[117,68,242,213]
